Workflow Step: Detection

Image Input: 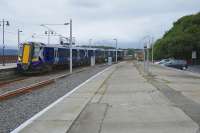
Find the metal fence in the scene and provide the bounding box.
[0,55,18,64]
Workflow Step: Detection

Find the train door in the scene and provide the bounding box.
[18,44,23,63]
[22,44,31,64]
[80,49,85,65]
[77,49,80,60]
[54,48,58,64]
[32,45,40,62]
[43,47,55,64]
[72,49,78,66]
[86,49,88,57]
[85,49,89,65]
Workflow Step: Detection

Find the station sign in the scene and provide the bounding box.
[192,51,197,59]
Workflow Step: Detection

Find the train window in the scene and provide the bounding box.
[108,51,110,56]
[66,49,70,57]
[88,50,93,56]
[100,51,104,57]
[86,50,88,57]
[58,48,68,57]
[80,50,85,57]
[43,47,54,63]
[19,46,23,57]
[72,49,78,57]
[77,50,80,57]
[33,46,40,58]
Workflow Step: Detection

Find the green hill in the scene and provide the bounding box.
[154,12,200,62]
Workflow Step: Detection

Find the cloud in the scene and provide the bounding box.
[68,0,103,8]
[0,0,199,48]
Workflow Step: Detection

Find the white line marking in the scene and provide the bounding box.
[11,65,114,133]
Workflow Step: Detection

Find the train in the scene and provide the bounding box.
[17,42,124,73]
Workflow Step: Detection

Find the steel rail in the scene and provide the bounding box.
[0,77,26,87]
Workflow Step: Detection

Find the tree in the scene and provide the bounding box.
[154,12,200,62]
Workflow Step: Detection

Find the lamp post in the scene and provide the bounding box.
[44,30,55,45]
[69,19,72,73]
[113,38,118,63]
[45,30,50,44]
[41,24,55,45]
[17,29,22,56]
[63,20,73,73]
[144,44,148,73]
[0,19,10,66]
[18,29,22,46]
[151,37,154,63]
[142,35,153,73]
[89,39,92,48]
[40,20,73,73]
[147,41,149,72]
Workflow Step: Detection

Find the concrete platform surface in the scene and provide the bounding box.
[147,63,200,127]
[11,64,116,133]
[68,62,199,133]
[0,63,16,70]
[151,64,200,105]
[12,62,199,133]
[0,63,17,80]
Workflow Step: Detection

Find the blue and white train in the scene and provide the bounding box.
[17,42,124,73]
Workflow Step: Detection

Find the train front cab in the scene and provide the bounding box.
[17,43,32,71]
[17,42,43,73]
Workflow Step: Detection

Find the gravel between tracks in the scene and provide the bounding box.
[0,66,88,95]
[0,64,108,133]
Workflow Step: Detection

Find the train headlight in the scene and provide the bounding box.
[32,58,39,62]
[18,56,22,62]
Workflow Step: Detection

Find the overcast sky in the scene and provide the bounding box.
[0,0,200,49]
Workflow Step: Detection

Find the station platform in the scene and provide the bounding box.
[0,63,16,70]
[12,62,199,133]
[0,63,17,80]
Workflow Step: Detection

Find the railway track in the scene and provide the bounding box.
[0,76,27,87]
[0,68,73,88]
[0,66,92,101]
[0,63,109,133]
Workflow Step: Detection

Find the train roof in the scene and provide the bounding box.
[21,42,124,51]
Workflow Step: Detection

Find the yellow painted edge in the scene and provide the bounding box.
[22,45,30,64]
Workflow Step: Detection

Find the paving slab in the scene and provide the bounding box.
[0,63,17,80]
[20,120,72,133]
[36,98,89,121]
[0,63,16,70]
[68,62,199,133]
[14,62,200,133]
[102,105,197,133]
[12,64,116,133]
[69,103,108,133]
[147,64,200,127]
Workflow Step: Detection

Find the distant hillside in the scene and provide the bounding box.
[80,45,115,49]
[0,49,18,55]
[154,12,200,60]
